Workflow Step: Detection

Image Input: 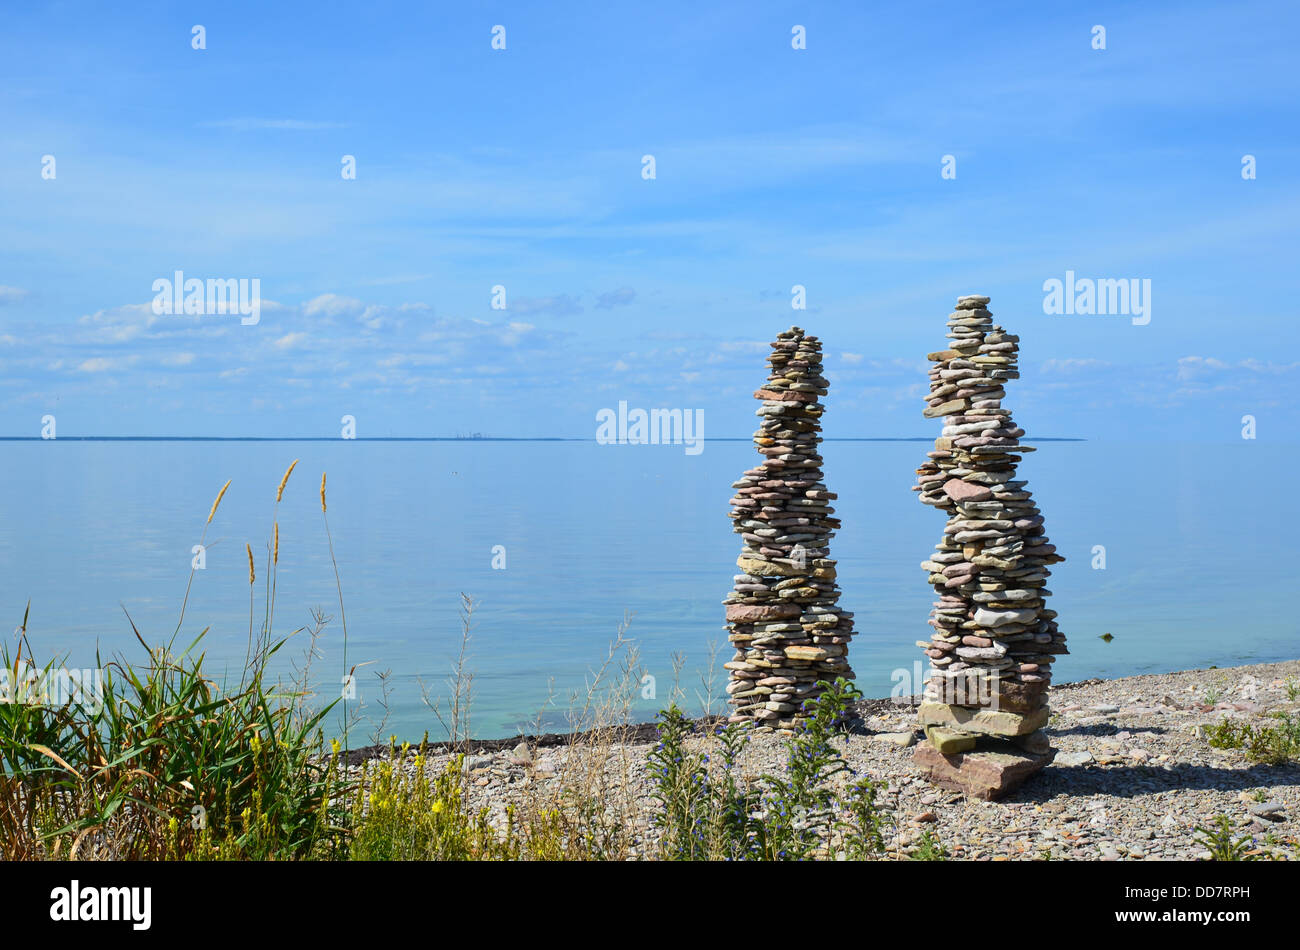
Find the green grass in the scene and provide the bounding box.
[1204,713,1300,765]
[909,828,949,861]
[647,678,888,861]
[1195,815,1254,861]
[349,747,544,860]
[1,621,342,859]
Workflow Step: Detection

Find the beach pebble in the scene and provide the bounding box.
[873,731,917,749]
[1247,802,1286,819]
[508,741,532,767]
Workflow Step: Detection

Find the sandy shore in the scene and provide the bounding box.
[351,658,1300,860]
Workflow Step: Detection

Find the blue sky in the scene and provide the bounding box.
[2,0,1297,440]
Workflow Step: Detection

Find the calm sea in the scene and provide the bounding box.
[0,438,1292,740]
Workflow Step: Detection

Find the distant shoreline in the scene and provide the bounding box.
[0,436,1088,442]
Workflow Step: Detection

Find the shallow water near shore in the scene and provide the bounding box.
[0,438,1291,740]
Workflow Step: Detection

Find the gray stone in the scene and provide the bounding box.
[1055,750,1095,768]
[1248,802,1285,820]
[973,606,1039,627]
[872,731,917,749]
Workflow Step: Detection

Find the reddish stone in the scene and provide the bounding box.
[942,479,993,502]
[725,604,801,623]
[913,742,1054,801]
[753,389,816,403]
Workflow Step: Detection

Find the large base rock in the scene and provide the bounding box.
[912,741,1054,801]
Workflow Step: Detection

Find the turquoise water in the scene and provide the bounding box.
[0,438,1292,740]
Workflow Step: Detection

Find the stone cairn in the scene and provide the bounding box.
[910,295,1067,799]
[723,327,855,732]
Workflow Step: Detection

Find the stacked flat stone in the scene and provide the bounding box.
[723,327,855,732]
[910,295,1068,799]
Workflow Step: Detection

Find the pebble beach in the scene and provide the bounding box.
[352,658,1300,860]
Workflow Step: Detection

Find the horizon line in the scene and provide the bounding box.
[0,435,1089,443]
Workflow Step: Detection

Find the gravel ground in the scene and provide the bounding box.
[350,658,1300,860]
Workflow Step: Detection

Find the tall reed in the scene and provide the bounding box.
[265,459,298,644]
[174,478,229,637]
[319,472,351,753]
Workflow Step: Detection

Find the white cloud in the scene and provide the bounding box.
[302,294,365,318]
[594,288,636,310]
[1237,358,1300,374]
[7,292,574,409]
[77,357,134,373]
[1177,355,1300,381]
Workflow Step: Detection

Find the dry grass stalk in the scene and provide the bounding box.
[319,471,350,751]
[245,542,257,675]
[419,593,476,751]
[276,459,299,503]
[176,478,232,636]
[696,638,722,717]
[509,615,646,859]
[207,479,231,524]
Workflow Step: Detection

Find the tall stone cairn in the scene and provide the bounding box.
[910,295,1068,800]
[723,327,855,732]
